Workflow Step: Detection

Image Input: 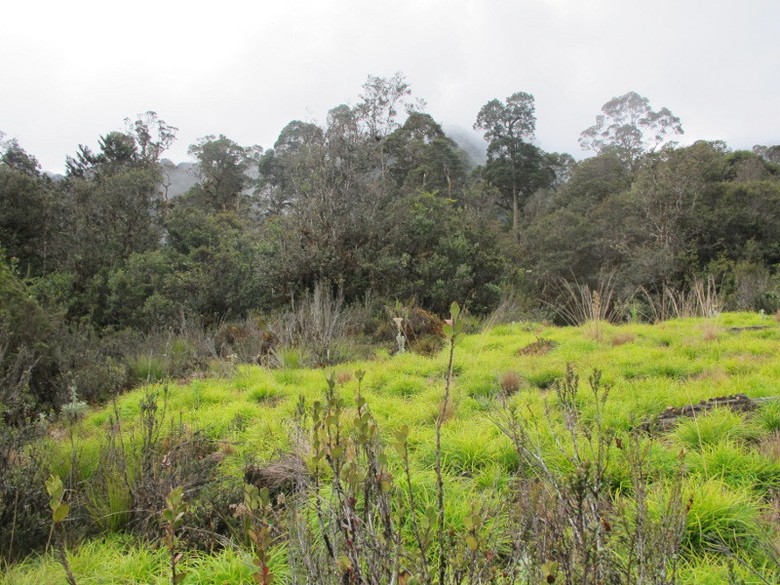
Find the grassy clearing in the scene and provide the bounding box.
[0,535,289,585]
[6,312,780,582]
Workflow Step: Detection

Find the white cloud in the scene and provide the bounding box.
[1,0,778,171]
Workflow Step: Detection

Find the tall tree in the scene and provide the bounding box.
[579,91,683,169]
[354,72,424,139]
[474,92,550,232]
[354,72,425,180]
[384,112,467,198]
[186,135,261,212]
[125,111,178,164]
[54,115,177,323]
[753,144,780,166]
[0,138,54,275]
[257,121,326,215]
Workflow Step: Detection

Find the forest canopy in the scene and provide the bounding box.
[1,73,779,414]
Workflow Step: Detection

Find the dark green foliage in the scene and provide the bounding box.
[0,420,50,563]
[52,325,132,404]
[579,91,684,169]
[0,258,60,410]
[384,112,469,198]
[374,191,505,314]
[185,135,260,213]
[519,140,780,310]
[2,87,780,436]
[0,163,54,277]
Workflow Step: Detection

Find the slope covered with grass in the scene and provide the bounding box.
[6,313,780,584]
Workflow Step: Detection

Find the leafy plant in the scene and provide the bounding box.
[162,486,187,585]
[241,484,276,584]
[45,474,77,585]
[435,302,463,583]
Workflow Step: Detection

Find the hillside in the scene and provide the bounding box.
[4,312,780,584]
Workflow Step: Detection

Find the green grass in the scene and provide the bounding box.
[679,554,778,585]
[0,536,289,585]
[7,312,780,582]
[683,480,765,554]
[674,408,760,450]
[757,399,780,432]
[686,441,780,492]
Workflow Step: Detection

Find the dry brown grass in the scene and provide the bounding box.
[701,321,722,341]
[335,370,353,385]
[759,432,780,461]
[518,338,558,356]
[244,454,308,497]
[691,367,729,384]
[499,371,523,395]
[610,332,636,346]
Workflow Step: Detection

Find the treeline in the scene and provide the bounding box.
[2,74,780,414]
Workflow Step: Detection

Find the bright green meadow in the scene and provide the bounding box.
[6,312,780,584]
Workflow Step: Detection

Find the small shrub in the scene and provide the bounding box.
[0,433,50,562]
[162,486,187,584]
[383,301,446,354]
[404,306,445,339]
[164,336,204,378]
[244,454,307,499]
[185,477,244,551]
[268,281,347,366]
[409,335,445,356]
[212,317,278,365]
[517,337,558,356]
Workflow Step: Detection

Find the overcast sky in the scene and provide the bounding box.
[1,0,778,172]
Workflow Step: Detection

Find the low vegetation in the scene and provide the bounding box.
[3,311,780,583]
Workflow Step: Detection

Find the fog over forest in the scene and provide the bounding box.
[2,0,778,172]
